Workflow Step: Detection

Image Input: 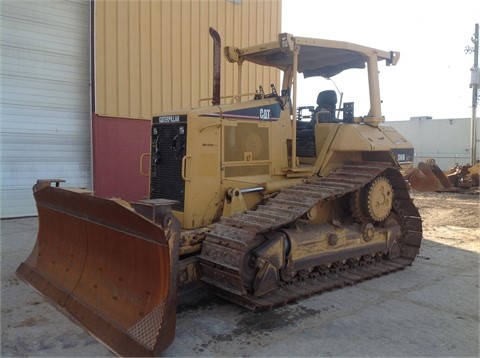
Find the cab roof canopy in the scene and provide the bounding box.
[225,33,399,78]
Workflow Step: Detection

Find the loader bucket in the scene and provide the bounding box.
[16,186,180,356]
[406,161,453,192]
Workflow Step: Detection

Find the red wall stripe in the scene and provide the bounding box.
[92,113,150,201]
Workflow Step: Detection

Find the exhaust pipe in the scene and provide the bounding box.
[209,27,221,105]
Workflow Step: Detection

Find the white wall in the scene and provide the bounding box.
[0,0,92,218]
[385,117,480,170]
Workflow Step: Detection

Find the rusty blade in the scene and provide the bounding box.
[406,162,449,192]
[16,187,179,356]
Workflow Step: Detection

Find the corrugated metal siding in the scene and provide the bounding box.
[0,0,91,218]
[95,0,281,119]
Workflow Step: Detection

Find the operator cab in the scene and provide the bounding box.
[297,90,355,126]
[296,90,355,158]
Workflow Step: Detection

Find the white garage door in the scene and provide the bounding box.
[1,0,91,218]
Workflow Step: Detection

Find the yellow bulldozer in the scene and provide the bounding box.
[16,29,422,356]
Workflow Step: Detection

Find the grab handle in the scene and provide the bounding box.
[181,156,191,181]
[140,153,150,177]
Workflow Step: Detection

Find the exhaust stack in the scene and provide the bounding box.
[209,27,221,105]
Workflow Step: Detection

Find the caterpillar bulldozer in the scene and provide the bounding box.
[16,29,422,356]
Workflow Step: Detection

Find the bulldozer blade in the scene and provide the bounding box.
[406,162,453,192]
[16,186,180,356]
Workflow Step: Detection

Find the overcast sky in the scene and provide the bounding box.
[281,0,480,121]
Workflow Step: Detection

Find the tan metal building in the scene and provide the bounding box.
[93,0,282,200]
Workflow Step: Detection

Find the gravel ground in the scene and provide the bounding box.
[1,190,479,357]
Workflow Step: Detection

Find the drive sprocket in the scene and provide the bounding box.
[351,176,393,222]
[366,176,393,221]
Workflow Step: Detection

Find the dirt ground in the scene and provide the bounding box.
[412,190,479,251]
[1,190,479,357]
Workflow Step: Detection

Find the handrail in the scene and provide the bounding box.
[181,156,191,181]
[140,153,150,177]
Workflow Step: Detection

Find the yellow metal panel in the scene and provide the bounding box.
[95,0,106,115]
[189,1,200,107]
[140,1,151,119]
[128,1,140,117]
[150,1,161,117]
[95,0,282,119]
[224,1,235,98]
[180,0,191,109]
[160,0,172,111]
[117,1,129,116]
[170,0,182,110]
[104,1,117,115]
[198,0,210,105]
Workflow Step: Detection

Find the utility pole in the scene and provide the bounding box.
[466,23,479,165]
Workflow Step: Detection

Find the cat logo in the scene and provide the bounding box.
[259,108,271,120]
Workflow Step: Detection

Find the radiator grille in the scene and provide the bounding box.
[150,121,186,211]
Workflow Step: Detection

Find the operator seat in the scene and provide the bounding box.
[312,90,338,123]
[296,90,338,158]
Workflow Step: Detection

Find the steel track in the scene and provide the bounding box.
[199,162,422,309]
